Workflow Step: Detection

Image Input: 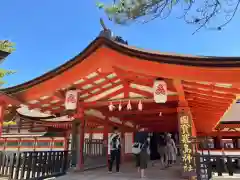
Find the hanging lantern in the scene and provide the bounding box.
[153,78,167,103]
[65,89,78,110]
[118,101,122,111]
[127,100,132,110]
[138,100,143,111]
[108,102,115,111]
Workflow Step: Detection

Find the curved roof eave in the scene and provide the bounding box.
[2,36,240,95]
[0,50,10,63]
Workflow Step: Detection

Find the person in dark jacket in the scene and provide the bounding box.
[135,136,150,178]
[108,127,121,173]
[158,134,167,169]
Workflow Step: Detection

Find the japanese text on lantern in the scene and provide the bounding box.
[155,84,166,95]
[66,94,77,103]
[180,115,193,172]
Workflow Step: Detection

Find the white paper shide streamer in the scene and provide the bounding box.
[138,100,143,111]
[118,101,122,111]
[108,102,115,111]
[127,100,132,110]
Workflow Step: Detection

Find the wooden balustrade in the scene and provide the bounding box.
[195,154,240,180]
[0,151,70,180]
[83,139,107,169]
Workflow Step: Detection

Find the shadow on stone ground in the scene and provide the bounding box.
[56,162,184,180]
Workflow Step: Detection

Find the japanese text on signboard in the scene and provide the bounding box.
[180,115,194,173]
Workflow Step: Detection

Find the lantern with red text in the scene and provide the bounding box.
[65,90,78,110]
[153,79,167,103]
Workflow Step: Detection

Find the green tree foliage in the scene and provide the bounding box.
[0,41,15,53]
[0,69,15,86]
[97,0,240,34]
[0,40,16,86]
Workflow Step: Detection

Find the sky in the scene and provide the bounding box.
[1,0,240,88]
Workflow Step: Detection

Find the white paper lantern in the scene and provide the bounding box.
[65,90,78,110]
[153,79,167,103]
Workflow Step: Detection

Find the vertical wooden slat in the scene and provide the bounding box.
[13,152,21,180]
[227,157,234,176]
[31,152,37,179]
[47,151,52,175]
[36,152,42,178]
[25,152,32,179]
[0,150,70,179]
[55,152,60,173]
[51,151,56,173]
[58,152,63,173]
[1,153,6,175]
[8,152,16,179]
[216,156,223,177]
[3,154,9,176]
[41,152,48,177]
[19,152,26,179]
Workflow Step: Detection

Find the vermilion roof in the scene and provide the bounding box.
[2,35,240,134]
[3,36,240,94]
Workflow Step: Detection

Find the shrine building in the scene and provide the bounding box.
[1,32,240,179]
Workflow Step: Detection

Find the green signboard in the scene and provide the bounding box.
[0,41,15,53]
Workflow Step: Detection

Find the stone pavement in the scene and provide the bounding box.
[56,163,184,180]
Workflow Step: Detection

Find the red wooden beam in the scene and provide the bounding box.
[129,87,153,97]
[184,87,236,99]
[216,124,240,129]
[113,66,177,92]
[84,82,122,101]
[186,92,233,103]
[123,115,177,122]
[106,108,177,116]
[197,131,240,137]
[188,102,229,109]
[188,98,231,107]
[97,86,124,101]
[0,93,22,106]
[173,79,187,106]
[81,95,179,108]
[182,81,240,94]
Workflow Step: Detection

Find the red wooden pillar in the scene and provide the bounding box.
[50,137,54,151]
[121,128,125,163]
[103,121,109,165]
[0,101,6,136]
[64,131,70,151]
[3,138,6,151]
[78,108,85,170]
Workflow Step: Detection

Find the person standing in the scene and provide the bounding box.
[158,134,167,169]
[166,133,177,166]
[108,127,121,173]
[135,136,150,178]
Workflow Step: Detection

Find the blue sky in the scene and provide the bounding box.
[1,0,240,88]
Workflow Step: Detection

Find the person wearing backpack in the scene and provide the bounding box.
[108,127,121,173]
[133,136,150,178]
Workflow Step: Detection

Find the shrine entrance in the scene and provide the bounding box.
[1,34,240,179]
